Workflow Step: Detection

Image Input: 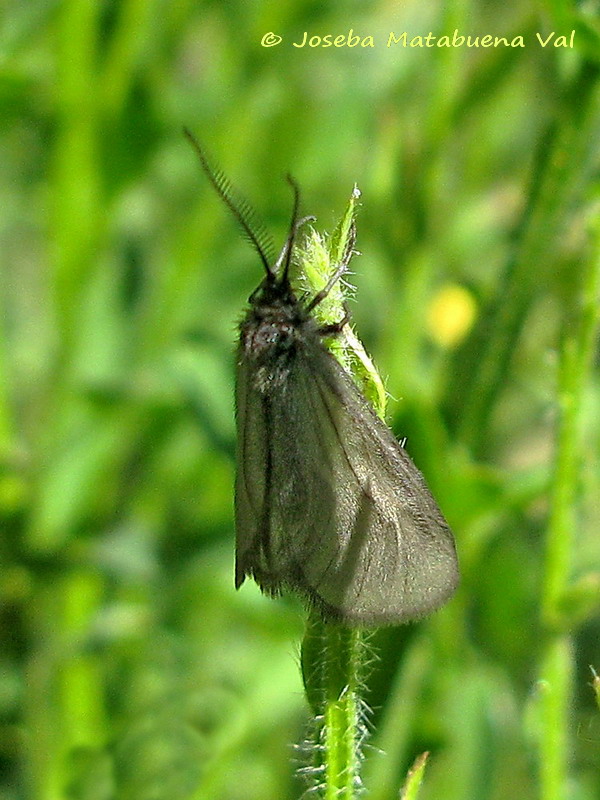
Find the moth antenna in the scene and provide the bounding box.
[183,127,276,277]
[273,215,315,273]
[280,173,301,285]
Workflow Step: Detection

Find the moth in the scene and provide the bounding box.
[185,129,459,626]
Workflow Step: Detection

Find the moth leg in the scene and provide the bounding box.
[306,222,356,313]
[317,302,351,336]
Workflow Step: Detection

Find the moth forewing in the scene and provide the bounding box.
[247,338,459,626]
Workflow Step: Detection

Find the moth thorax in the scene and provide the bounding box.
[242,301,307,358]
[245,318,297,358]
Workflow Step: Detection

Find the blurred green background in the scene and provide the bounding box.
[2,1,600,799]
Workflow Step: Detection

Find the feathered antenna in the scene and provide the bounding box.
[184,127,276,276]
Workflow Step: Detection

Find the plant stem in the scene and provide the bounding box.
[537,636,574,800]
[301,613,366,798]
[459,63,600,454]
[26,570,106,799]
[537,203,600,799]
[542,214,600,626]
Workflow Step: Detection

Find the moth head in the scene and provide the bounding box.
[248,270,297,309]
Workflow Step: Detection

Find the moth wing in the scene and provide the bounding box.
[235,348,341,594]
[234,352,269,588]
[270,344,459,626]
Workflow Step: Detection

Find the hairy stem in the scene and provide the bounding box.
[301,615,367,798]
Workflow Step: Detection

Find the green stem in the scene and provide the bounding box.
[26,570,106,800]
[459,62,600,454]
[542,213,600,626]
[536,197,600,799]
[301,613,366,798]
[537,637,574,800]
[52,0,103,346]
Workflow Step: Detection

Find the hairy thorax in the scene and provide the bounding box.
[239,299,317,393]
